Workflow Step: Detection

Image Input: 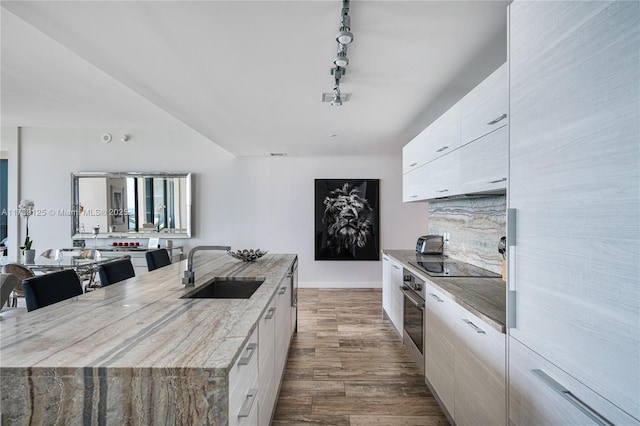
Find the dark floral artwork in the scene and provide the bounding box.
[315,179,380,260]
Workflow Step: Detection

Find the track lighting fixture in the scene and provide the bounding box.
[327,0,354,106]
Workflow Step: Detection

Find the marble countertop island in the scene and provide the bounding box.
[383,249,506,333]
[0,252,297,425]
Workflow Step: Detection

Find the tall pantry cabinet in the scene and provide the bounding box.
[508,1,639,424]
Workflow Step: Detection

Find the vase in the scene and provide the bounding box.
[24,249,36,264]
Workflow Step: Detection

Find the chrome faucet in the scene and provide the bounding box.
[182,245,231,286]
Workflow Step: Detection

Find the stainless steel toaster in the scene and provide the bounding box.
[416,235,444,255]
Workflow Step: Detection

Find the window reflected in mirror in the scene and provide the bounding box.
[72,172,191,238]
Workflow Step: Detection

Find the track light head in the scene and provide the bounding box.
[334,52,349,67]
[336,29,354,44]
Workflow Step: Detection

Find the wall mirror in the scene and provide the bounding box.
[71,172,192,239]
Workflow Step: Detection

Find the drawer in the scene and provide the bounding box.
[509,337,637,426]
[229,328,259,426]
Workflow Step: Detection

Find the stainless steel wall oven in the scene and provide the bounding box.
[401,268,425,373]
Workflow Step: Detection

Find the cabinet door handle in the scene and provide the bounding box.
[409,195,418,198]
[409,162,418,167]
[487,113,507,125]
[436,145,449,153]
[237,388,258,418]
[462,319,486,334]
[265,307,276,320]
[279,287,287,295]
[507,208,517,329]
[531,369,613,426]
[383,256,389,261]
[392,265,400,270]
[488,177,507,184]
[399,286,425,309]
[436,189,449,193]
[237,343,257,365]
[428,293,444,303]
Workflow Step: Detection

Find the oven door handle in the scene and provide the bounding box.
[399,286,425,309]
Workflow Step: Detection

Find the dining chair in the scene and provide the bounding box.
[1,263,35,307]
[0,273,20,309]
[97,258,135,287]
[145,249,172,272]
[22,269,83,312]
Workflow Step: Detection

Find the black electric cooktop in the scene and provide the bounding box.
[409,259,500,278]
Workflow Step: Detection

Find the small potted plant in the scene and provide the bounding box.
[19,199,35,263]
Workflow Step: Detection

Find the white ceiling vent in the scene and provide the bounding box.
[321,92,351,103]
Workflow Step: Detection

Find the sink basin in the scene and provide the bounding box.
[183,277,265,299]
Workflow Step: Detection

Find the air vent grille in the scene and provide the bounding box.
[321,92,351,103]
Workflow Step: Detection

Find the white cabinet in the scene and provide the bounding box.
[402,164,429,202]
[258,295,277,423]
[509,337,636,426]
[274,276,292,376]
[424,283,458,418]
[401,65,507,202]
[229,328,259,426]
[424,280,506,426]
[454,304,506,426]
[460,63,508,145]
[423,149,461,200]
[509,0,639,421]
[423,103,461,163]
[460,124,508,194]
[381,254,404,337]
[402,128,431,174]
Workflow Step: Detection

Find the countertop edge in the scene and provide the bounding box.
[383,249,506,334]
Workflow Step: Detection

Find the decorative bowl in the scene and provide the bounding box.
[227,249,268,262]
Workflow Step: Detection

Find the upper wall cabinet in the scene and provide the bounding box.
[460,64,508,145]
[402,63,508,202]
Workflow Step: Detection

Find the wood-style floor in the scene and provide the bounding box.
[272,288,449,425]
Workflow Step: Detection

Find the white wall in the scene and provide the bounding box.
[12,127,427,287]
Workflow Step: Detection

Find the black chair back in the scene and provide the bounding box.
[98,258,135,287]
[22,269,83,312]
[145,249,172,272]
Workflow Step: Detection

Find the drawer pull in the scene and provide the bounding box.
[409,195,418,198]
[237,343,257,365]
[436,189,449,193]
[237,388,258,418]
[531,369,613,426]
[487,113,507,125]
[392,265,400,270]
[462,319,486,334]
[488,177,507,184]
[279,286,287,295]
[428,293,444,303]
[409,162,418,167]
[436,145,449,153]
[265,307,276,320]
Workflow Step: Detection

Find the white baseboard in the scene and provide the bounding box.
[298,281,382,289]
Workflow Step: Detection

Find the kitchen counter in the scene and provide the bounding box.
[383,249,506,333]
[0,252,296,424]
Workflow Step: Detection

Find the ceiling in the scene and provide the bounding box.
[1,1,507,157]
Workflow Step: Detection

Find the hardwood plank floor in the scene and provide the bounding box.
[272,288,449,426]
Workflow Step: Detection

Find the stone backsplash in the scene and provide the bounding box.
[428,195,506,274]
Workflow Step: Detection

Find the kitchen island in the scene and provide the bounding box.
[0,252,297,425]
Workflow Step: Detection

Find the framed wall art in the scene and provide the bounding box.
[315,179,380,261]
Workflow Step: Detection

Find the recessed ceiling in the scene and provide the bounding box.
[1,1,507,157]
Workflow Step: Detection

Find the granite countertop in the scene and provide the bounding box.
[0,252,296,374]
[383,249,506,333]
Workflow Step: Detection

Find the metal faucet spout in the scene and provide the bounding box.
[182,245,231,286]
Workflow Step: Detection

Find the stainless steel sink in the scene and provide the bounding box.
[183,277,265,299]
